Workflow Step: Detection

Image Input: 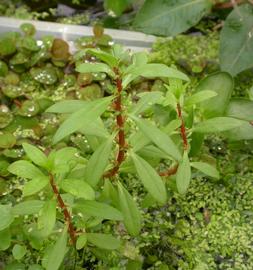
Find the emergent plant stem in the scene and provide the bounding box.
[49,173,76,245]
[176,103,188,151]
[104,74,126,178]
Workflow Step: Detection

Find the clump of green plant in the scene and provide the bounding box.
[1,28,253,270]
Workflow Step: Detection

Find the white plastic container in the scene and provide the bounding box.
[0,17,155,52]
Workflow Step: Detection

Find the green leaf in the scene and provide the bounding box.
[104,0,130,17]
[53,147,79,167]
[123,64,188,88]
[76,62,114,77]
[80,118,109,138]
[0,228,11,250]
[130,131,151,152]
[130,91,163,115]
[131,152,167,204]
[196,72,234,118]
[225,98,253,121]
[133,0,212,36]
[0,205,14,231]
[194,117,244,133]
[191,162,220,179]
[37,200,56,236]
[176,151,191,194]
[185,90,217,107]
[102,180,119,207]
[23,177,49,197]
[12,244,27,260]
[86,233,120,250]
[12,200,44,216]
[46,100,88,113]
[22,143,48,167]
[117,182,141,236]
[74,200,123,221]
[8,160,45,179]
[220,4,253,76]
[223,121,253,141]
[84,136,113,187]
[76,233,87,250]
[132,117,181,161]
[86,49,118,67]
[60,179,95,200]
[53,97,112,143]
[46,227,68,270]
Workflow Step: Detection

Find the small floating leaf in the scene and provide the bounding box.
[30,67,58,85]
[0,132,16,149]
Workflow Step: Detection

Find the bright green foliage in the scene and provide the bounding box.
[1,21,253,270]
[45,228,68,270]
[131,152,167,204]
[86,233,121,250]
[74,200,123,221]
[117,182,142,236]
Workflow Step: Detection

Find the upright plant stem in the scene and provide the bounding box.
[104,72,126,178]
[176,103,188,151]
[49,173,76,244]
[159,103,188,178]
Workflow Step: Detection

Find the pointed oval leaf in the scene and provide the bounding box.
[185,90,217,107]
[132,117,181,161]
[84,136,113,187]
[133,0,212,36]
[117,182,141,236]
[53,97,112,143]
[123,64,188,88]
[74,200,123,221]
[23,177,49,197]
[220,4,253,76]
[176,151,191,194]
[0,205,14,231]
[226,98,253,121]
[60,179,95,200]
[37,200,56,236]
[12,200,44,216]
[46,227,68,270]
[76,62,114,77]
[8,160,45,179]
[194,117,244,133]
[191,161,220,179]
[86,233,120,250]
[131,152,167,204]
[86,49,118,67]
[22,143,48,168]
[76,233,87,250]
[196,72,234,118]
[46,100,88,114]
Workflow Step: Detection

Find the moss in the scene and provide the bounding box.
[137,174,253,270]
[149,33,219,74]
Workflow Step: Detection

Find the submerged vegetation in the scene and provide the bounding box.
[0,1,253,269]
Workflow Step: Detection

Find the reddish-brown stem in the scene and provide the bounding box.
[213,0,244,9]
[176,103,188,151]
[13,99,22,108]
[49,173,76,244]
[159,164,179,177]
[104,75,126,178]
